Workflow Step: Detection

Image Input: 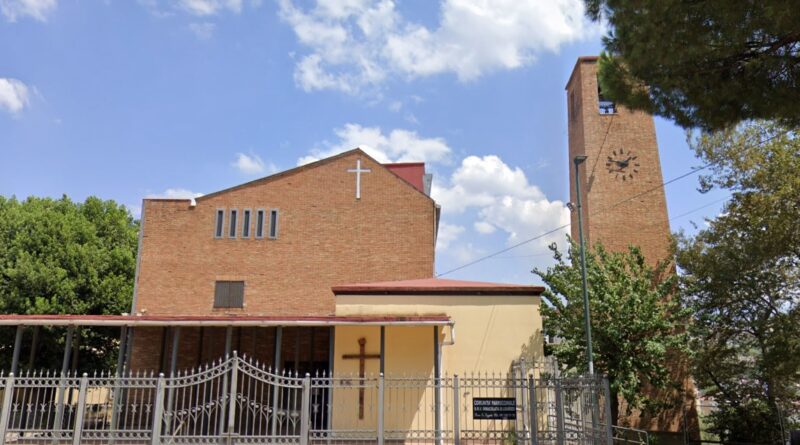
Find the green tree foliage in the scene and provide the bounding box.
[0,195,139,371]
[535,240,690,424]
[677,121,799,442]
[585,1,800,131]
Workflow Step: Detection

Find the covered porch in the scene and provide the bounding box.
[0,314,453,378]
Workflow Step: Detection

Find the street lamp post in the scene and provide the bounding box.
[573,155,595,376]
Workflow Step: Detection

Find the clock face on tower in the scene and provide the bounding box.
[606,148,640,181]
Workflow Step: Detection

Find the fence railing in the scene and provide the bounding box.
[0,353,614,444]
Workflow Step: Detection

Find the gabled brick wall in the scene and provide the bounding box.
[133,149,437,318]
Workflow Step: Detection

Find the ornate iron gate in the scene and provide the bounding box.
[0,354,614,444]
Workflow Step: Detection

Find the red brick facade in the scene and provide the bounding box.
[566,57,672,265]
[129,149,438,371]
[567,58,698,438]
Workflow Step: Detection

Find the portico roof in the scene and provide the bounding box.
[332,278,544,296]
[0,314,451,327]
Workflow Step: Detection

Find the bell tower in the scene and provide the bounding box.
[566,57,700,436]
[566,56,671,265]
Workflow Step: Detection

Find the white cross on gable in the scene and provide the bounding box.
[347,158,371,200]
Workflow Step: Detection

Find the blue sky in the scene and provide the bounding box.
[0,0,729,284]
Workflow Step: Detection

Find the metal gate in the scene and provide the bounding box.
[0,353,614,444]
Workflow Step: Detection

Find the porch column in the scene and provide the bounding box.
[379,326,385,374]
[27,326,39,370]
[271,326,283,437]
[123,327,135,372]
[218,326,234,435]
[61,326,75,375]
[115,326,129,375]
[434,326,442,445]
[53,326,75,438]
[224,326,233,357]
[327,327,335,431]
[169,327,181,376]
[10,325,24,374]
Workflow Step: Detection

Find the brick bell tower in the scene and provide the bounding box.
[566,57,699,437]
[566,56,671,265]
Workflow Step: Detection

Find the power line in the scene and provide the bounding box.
[436,130,788,277]
[488,194,732,260]
[436,163,708,277]
[436,224,571,276]
[668,194,731,222]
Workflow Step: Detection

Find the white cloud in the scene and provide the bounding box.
[1,0,56,22]
[232,153,277,175]
[179,0,241,15]
[0,78,30,114]
[431,155,545,213]
[188,22,216,40]
[279,0,598,94]
[436,222,465,250]
[450,242,484,264]
[474,221,496,234]
[148,188,205,199]
[139,0,252,17]
[298,123,452,165]
[433,155,570,255]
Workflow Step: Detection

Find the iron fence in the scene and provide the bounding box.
[0,353,615,444]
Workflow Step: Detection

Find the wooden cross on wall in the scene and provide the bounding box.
[342,337,381,419]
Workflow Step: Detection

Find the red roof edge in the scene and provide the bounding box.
[0,314,451,326]
[332,278,544,296]
[384,163,426,194]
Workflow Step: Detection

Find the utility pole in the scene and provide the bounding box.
[573,155,595,375]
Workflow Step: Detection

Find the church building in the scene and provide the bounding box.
[125,149,544,379]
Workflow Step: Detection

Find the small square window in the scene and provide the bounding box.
[214,281,244,308]
[229,209,238,238]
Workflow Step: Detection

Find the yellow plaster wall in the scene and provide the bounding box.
[331,325,381,430]
[331,294,543,435]
[332,325,438,431]
[335,294,543,375]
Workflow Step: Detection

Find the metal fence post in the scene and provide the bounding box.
[0,373,16,445]
[453,375,460,445]
[555,379,565,445]
[377,373,384,445]
[72,373,89,445]
[300,374,311,445]
[227,353,239,445]
[151,373,166,445]
[519,359,528,437]
[529,376,538,445]
[603,376,614,445]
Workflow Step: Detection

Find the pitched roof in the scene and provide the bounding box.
[332,278,544,296]
[384,162,426,194]
[190,148,434,203]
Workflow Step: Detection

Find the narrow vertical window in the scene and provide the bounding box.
[256,209,265,239]
[215,209,224,238]
[269,209,279,239]
[598,78,616,114]
[242,209,251,238]
[569,91,578,121]
[229,209,238,238]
